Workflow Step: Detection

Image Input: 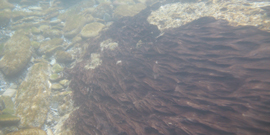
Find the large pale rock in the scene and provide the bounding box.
[0,31,32,77]
[55,51,73,63]
[15,62,51,128]
[80,22,105,38]
[63,14,93,38]
[38,38,64,55]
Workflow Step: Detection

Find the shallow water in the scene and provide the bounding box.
[0,0,270,135]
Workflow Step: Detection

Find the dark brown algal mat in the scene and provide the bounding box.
[67,4,270,135]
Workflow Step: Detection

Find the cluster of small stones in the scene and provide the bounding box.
[0,0,149,134]
[147,0,270,31]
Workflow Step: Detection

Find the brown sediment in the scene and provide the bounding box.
[67,3,270,135]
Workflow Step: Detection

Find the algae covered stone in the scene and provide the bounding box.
[52,63,63,73]
[80,22,105,38]
[0,31,32,77]
[43,29,62,38]
[31,41,40,50]
[6,128,46,135]
[38,38,63,55]
[59,79,70,87]
[55,50,73,63]
[50,73,63,82]
[31,27,41,34]
[63,14,93,38]
[0,113,20,125]
[51,83,64,90]
[15,62,51,128]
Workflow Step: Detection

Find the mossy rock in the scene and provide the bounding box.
[0,113,20,125]
[15,62,51,128]
[31,27,41,34]
[6,128,46,135]
[51,83,64,90]
[31,41,40,50]
[45,45,64,57]
[38,25,50,32]
[80,22,105,38]
[59,79,70,87]
[52,64,63,73]
[38,38,63,55]
[43,29,62,38]
[0,31,32,77]
[113,3,146,19]
[0,96,20,125]
[55,51,73,63]
[11,11,28,22]
[63,14,93,38]
[0,96,14,114]
[50,73,63,82]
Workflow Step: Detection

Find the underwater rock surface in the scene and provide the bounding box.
[15,62,51,128]
[0,31,32,77]
[68,3,270,135]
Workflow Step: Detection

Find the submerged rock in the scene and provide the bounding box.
[59,79,70,87]
[43,29,63,38]
[63,14,93,38]
[0,96,20,126]
[113,3,146,19]
[0,31,32,77]
[52,64,64,73]
[15,62,50,128]
[2,89,17,97]
[51,83,64,90]
[0,114,20,125]
[31,27,41,34]
[38,38,64,55]
[0,10,11,28]
[6,128,46,135]
[80,22,105,38]
[50,73,63,82]
[55,51,73,63]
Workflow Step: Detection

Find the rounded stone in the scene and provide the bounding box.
[52,64,63,73]
[31,27,41,34]
[49,73,63,82]
[80,22,105,38]
[51,83,64,90]
[55,51,73,63]
[59,79,70,87]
